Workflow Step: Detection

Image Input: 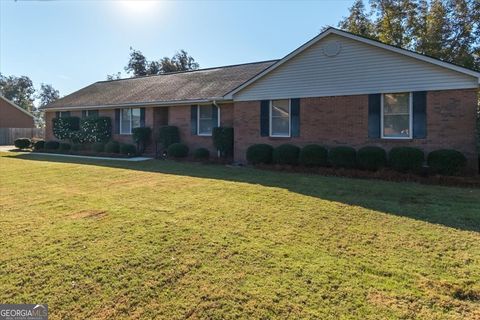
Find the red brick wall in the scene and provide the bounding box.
[233,89,478,170]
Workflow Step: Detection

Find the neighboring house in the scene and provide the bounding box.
[0,95,35,128]
[42,28,480,170]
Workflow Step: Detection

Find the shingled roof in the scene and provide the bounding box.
[44,60,277,110]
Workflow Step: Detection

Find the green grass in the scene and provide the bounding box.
[1,152,479,319]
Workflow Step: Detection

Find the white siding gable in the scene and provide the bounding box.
[233,34,478,101]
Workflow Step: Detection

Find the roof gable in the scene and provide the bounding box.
[0,96,34,118]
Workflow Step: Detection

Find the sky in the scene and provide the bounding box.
[0,0,353,98]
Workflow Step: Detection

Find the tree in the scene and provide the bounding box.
[0,74,35,112]
[35,83,60,128]
[338,0,374,37]
[124,48,148,77]
[171,50,200,72]
[106,72,122,80]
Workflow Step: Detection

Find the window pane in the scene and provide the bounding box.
[87,110,98,117]
[199,105,213,119]
[383,115,410,137]
[272,117,289,136]
[199,119,213,135]
[271,100,289,117]
[384,93,409,114]
[131,108,141,129]
[121,109,131,134]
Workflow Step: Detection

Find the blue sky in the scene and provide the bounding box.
[0,0,353,98]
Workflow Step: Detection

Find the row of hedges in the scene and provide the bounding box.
[53,116,112,143]
[246,144,467,176]
[33,139,137,156]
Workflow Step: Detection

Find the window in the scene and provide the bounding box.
[120,108,141,134]
[84,110,98,118]
[270,99,290,137]
[381,93,412,139]
[197,105,218,136]
[58,111,70,118]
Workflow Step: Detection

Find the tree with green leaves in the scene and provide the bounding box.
[339,0,374,37]
[0,74,35,112]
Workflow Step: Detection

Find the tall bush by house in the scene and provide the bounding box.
[329,146,357,168]
[246,144,274,164]
[427,149,467,176]
[156,126,180,149]
[299,144,328,167]
[213,127,234,158]
[273,144,300,165]
[132,127,152,154]
[14,138,31,150]
[168,143,189,158]
[79,117,112,143]
[389,147,424,173]
[357,146,387,171]
[52,116,80,141]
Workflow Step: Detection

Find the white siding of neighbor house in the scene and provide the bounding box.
[233,34,479,101]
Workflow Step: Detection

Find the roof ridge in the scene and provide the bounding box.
[97,59,280,84]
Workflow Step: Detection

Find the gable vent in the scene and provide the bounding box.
[323,41,342,57]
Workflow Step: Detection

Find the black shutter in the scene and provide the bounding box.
[290,98,300,137]
[191,105,198,135]
[140,108,145,127]
[368,94,381,138]
[412,91,427,139]
[212,105,219,128]
[114,109,120,134]
[260,100,269,137]
[82,110,86,118]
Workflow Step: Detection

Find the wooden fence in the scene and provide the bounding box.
[0,128,45,145]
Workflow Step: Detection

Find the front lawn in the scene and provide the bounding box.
[0,152,479,319]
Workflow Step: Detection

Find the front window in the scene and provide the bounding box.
[270,99,290,137]
[120,108,141,134]
[382,93,412,139]
[84,110,98,118]
[58,111,70,118]
[197,105,217,136]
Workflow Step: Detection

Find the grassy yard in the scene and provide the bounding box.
[0,152,479,319]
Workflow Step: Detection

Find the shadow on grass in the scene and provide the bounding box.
[6,152,480,233]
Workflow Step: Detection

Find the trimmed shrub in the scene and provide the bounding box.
[167,143,189,158]
[357,146,387,171]
[246,144,273,164]
[71,144,84,152]
[389,147,424,173]
[194,148,210,160]
[213,127,234,157]
[79,116,112,143]
[14,138,31,150]
[33,140,45,151]
[45,140,60,150]
[156,126,180,149]
[120,143,137,156]
[91,142,105,153]
[299,144,328,167]
[273,144,300,165]
[105,141,120,153]
[329,146,357,168]
[132,127,151,154]
[59,143,71,152]
[52,116,80,140]
[427,149,467,176]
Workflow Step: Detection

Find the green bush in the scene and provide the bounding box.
[91,142,105,153]
[33,140,45,151]
[120,143,137,156]
[213,127,234,157]
[167,143,189,158]
[299,144,328,167]
[357,146,387,171]
[156,126,180,149]
[246,144,273,164]
[14,138,31,150]
[132,127,151,154]
[71,144,84,152]
[194,148,210,160]
[273,144,300,165]
[427,149,467,176]
[59,143,71,152]
[45,140,60,150]
[79,116,112,143]
[329,146,357,168]
[52,116,80,140]
[105,141,120,153]
[389,147,425,173]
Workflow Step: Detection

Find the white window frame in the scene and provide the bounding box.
[119,108,141,135]
[197,105,220,136]
[269,99,291,138]
[381,92,413,140]
[58,111,70,118]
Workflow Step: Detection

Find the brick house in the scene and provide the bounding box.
[43,28,480,169]
[0,95,35,128]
